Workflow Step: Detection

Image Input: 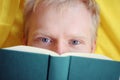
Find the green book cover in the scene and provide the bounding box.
[0,46,120,80]
[69,56,120,80]
[0,49,49,80]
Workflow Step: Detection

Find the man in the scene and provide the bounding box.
[24,0,100,55]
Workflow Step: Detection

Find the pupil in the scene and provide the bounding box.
[73,40,79,45]
[42,38,49,42]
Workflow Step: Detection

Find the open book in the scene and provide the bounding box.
[0,45,120,80]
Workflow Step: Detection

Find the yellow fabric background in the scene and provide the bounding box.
[0,0,120,61]
[95,0,120,61]
[0,0,24,47]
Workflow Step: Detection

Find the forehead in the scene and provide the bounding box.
[28,3,93,39]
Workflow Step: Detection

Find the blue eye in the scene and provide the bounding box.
[70,40,80,45]
[40,37,52,44]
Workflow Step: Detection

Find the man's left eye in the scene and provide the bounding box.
[69,40,80,45]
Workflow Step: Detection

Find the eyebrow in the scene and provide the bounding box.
[66,33,88,39]
[33,31,55,38]
[33,31,88,41]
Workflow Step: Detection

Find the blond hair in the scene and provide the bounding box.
[24,0,100,39]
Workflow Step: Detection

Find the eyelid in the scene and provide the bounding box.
[34,36,51,41]
[34,34,50,39]
[40,37,52,42]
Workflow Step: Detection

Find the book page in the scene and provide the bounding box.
[4,45,111,60]
[61,52,112,60]
[4,45,58,56]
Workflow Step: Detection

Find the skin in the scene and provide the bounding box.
[26,3,96,55]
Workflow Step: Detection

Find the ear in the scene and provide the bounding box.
[91,40,96,53]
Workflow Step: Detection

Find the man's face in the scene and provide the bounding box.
[26,4,96,54]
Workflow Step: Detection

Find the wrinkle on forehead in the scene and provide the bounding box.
[28,1,93,43]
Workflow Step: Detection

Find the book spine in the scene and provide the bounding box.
[48,56,70,80]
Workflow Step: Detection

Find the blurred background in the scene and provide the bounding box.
[0,0,120,61]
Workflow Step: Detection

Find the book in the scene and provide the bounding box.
[0,45,120,80]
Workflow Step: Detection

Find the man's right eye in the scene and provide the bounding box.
[40,37,52,44]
